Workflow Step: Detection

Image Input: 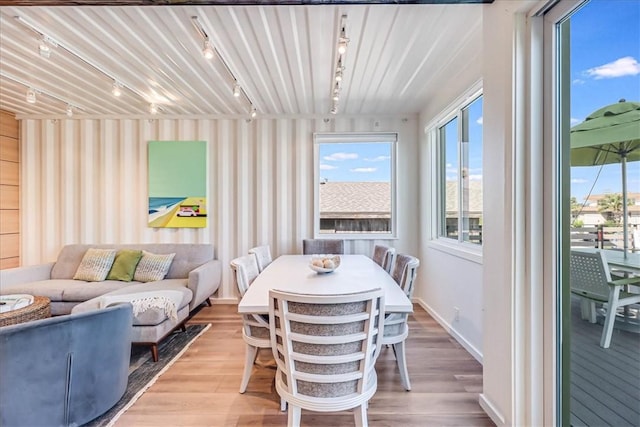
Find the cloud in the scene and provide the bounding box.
[320,163,337,170]
[570,117,582,125]
[571,178,588,184]
[324,152,358,161]
[446,163,453,168]
[476,116,483,125]
[585,56,640,79]
[350,167,376,173]
[364,155,390,162]
[468,174,483,181]
[572,78,585,85]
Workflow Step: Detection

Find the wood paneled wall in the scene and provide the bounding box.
[0,110,20,269]
[20,116,419,300]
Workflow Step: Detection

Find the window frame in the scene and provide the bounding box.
[313,132,398,240]
[425,83,483,262]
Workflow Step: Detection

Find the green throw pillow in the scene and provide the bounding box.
[107,249,143,282]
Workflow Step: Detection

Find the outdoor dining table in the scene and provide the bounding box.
[574,248,640,274]
[237,254,413,315]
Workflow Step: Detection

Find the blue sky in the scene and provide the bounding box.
[570,0,640,201]
[318,141,392,182]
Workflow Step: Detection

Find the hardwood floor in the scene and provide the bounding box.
[115,303,494,427]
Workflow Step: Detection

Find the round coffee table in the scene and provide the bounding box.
[0,296,51,327]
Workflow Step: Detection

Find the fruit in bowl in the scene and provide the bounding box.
[309,255,341,273]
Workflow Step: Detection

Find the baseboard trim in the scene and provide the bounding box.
[414,298,483,363]
[479,393,506,426]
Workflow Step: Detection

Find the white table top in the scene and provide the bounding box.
[237,254,413,314]
[574,248,640,273]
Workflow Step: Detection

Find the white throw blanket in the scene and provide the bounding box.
[99,290,184,321]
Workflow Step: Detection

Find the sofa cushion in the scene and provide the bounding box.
[133,251,175,282]
[107,249,143,282]
[73,248,117,281]
[72,280,191,326]
[0,279,135,303]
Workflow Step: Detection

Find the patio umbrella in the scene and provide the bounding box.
[570,99,640,256]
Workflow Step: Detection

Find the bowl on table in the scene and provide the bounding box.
[309,255,341,273]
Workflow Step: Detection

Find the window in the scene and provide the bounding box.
[437,93,483,245]
[313,133,397,239]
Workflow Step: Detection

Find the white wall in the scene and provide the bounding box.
[19,115,419,300]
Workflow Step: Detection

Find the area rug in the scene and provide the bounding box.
[84,323,211,427]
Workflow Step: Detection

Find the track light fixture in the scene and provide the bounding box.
[191,15,258,118]
[251,107,257,118]
[149,103,158,114]
[26,88,37,103]
[15,16,158,114]
[329,15,349,114]
[202,40,215,59]
[66,104,73,117]
[112,81,122,97]
[38,40,51,58]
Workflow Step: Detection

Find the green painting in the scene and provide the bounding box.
[148,140,207,228]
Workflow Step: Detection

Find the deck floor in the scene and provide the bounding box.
[570,296,640,427]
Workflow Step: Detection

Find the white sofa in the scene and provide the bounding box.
[0,244,222,361]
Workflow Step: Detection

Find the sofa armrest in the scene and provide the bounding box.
[187,259,222,310]
[0,263,55,287]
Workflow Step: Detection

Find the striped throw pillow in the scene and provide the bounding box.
[133,251,176,282]
[73,248,117,282]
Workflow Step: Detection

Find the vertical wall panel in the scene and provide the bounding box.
[20,115,418,300]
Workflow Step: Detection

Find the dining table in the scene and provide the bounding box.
[237,254,413,315]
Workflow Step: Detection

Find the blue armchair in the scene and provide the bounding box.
[0,304,133,427]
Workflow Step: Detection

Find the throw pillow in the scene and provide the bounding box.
[106,249,143,282]
[133,251,176,282]
[73,248,117,282]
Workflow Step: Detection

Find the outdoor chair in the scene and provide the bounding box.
[372,244,395,273]
[230,254,271,393]
[381,253,420,391]
[249,244,273,272]
[570,250,640,348]
[302,239,344,255]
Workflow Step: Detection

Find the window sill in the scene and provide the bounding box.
[427,238,483,264]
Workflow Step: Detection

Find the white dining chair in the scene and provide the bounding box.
[381,253,420,391]
[268,287,385,427]
[570,250,640,348]
[372,244,395,273]
[302,239,344,255]
[248,244,273,272]
[230,254,271,393]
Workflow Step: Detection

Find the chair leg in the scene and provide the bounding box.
[354,403,368,427]
[150,344,159,362]
[280,397,287,412]
[205,297,212,307]
[600,290,621,349]
[394,341,411,391]
[239,344,258,393]
[287,405,301,427]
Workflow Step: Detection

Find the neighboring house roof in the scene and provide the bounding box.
[446,180,483,214]
[319,182,390,218]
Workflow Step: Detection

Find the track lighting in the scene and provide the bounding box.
[26,88,36,103]
[66,104,73,117]
[149,103,158,114]
[112,81,122,97]
[202,40,215,59]
[338,39,348,55]
[329,15,348,114]
[38,41,51,58]
[335,69,343,82]
[251,107,257,118]
[233,83,241,98]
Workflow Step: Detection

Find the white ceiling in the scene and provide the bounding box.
[0,4,482,118]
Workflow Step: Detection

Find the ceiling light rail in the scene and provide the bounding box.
[190,15,258,119]
[13,15,153,111]
[330,14,349,115]
[1,71,85,115]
